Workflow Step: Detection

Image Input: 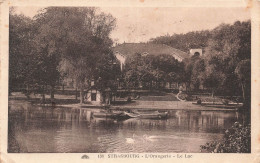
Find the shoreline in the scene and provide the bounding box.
[9,98,240,112]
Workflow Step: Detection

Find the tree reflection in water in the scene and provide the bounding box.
[8,102,243,153]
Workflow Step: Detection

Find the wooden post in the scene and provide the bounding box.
[75,88,78,100]
[80,88,84,104]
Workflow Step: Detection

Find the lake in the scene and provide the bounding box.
[8,100,244,153]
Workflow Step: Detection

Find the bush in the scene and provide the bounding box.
[197,99,202,104]
[222,99,229,105]
[177,92,187,100]
[127,97,132,102]
[185,94,193,101]
[200,122,251,153]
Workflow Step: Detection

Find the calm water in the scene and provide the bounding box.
[8,100,244,153]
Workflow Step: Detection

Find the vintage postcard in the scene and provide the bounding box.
[1,0,260,162]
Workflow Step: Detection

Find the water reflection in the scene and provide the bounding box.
[8,101,243,153]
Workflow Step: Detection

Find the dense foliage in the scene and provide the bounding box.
[149,20,251,105]
[9,12,35,91]
[200,122,251,153]
[123,53,184,89]
[10,6,250,106]
[204,21,251,99]
[9,7,117,103]
[150,30,211,53]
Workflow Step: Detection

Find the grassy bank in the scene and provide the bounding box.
[9,91,241,111]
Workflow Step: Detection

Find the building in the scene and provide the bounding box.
[113,43,190,71]
[84,86,112,105]
[112,43,204,91]
[190,49,203,57]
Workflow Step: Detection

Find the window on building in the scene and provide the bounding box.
[194,52,200,56]
[91,80,95,86]
[91,93,96,101]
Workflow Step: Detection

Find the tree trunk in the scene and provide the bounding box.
[75,88,78,100]
[211,88,214,97]
[80,88,84,104]
[41,94,45,104]
[41,85,46,104]
[27,84,29,94]
[26,84,30,99]
[241,83,245,102]
[185,82,190,92]
[50,85,54,100]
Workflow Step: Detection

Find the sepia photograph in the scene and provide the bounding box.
[6,4,253,156]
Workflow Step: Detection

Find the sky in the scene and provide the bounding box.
[14,7,250,43]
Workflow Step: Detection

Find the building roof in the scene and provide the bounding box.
[112,43,189,60]
[86,86,112,92]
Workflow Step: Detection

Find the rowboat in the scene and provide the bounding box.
[124,111,168,119]
[93,110,128,120]
[139,111,168,119]
[93,112,116,118]
[124,112,140,118]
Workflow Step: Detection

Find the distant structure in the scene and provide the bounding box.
[84,86,112,105]
[190,49,203,56]
[113,43,190,70]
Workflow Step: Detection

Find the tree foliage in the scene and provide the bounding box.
[9,7,250,106]
[9,7,117,103]
[35,7,116,103]
[204,20,251,98]
[150,30,211,53]
[9,13,34,91]
[235,59,251,106]
[156,20,251,101]
[182,54,206,91]
[123,54,184,89]
[200,122,251,153]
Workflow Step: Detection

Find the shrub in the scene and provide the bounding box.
[222,99,229,105]
[200,122,251,153]
[127,97,132,102]
[185,94,193,101]
[197,99,202,104]
[178,92,187,100]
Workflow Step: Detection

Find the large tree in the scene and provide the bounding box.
[34,7,116,104]
[150,20,250,101]
[10,8,63,101]
[182,54,206,91]
[9,11,35,93]
[204,20,251,101]
[123,53,184,90]
[235,59,251,106]
[123,53,150,89]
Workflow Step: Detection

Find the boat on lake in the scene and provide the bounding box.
[124,112,140,118]
[93,109,168,120]
[93,110,128,120]
[125,111,168,119]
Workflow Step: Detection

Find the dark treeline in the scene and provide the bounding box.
[150,30,211,53]
[123,53,184,90]
[9,7,118,104]
[9,7,251,108]
[148,20,251,107]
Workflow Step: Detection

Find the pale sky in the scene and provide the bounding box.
[14,7,250,43]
